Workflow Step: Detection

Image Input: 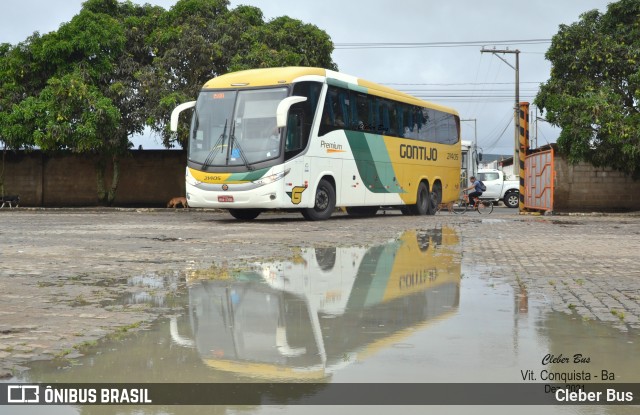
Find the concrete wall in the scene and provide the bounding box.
[3,148,639,211]
[553,156,640,212]
[1,150,186,207]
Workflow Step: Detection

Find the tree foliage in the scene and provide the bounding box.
[0,0,336,202]
[141,0,338,147]
[535,0,640,178]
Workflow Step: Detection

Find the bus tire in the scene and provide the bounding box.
[427,182,441,216]
[408,182,430,215]
[301,178,335,221]
[431,181,443,206]
[426,191,437,215]
[228,209,261,220]
[345,206,378,217]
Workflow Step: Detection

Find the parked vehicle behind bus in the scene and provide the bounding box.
[171,67,461,220]
[476,169,520,208]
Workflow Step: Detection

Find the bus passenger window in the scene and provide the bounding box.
[339,91,350,127]
[380,99,396,136]
[285,110,304,153]
[416,108,428,141]
[289,81,322,157]
[349,90,359,130]
[355,93,370,131]
[320,86,346,135]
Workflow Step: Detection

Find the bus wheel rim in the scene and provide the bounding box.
[316,190,329,210]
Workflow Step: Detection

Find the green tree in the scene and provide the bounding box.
[140,0,231,148]
[229,16,337,71]
[0,0,161,205]
[143,0,338,148]
[535,0,640,178]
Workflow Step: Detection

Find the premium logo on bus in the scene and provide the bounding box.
[321,140,345,153]
[399,144,437,161]
[222,184,229,191]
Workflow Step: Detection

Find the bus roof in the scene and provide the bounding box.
[202,67,458,116]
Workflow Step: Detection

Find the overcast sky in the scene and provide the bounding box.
[1,0,612,154]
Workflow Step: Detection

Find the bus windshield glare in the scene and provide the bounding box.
[189,87,289,168]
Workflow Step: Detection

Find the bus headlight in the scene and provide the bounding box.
[185,170,201,187]
[252,169,290,187]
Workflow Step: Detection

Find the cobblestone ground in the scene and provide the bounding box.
[462,214,640,332]
[1,208,639,377]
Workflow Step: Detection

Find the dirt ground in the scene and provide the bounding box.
[1,208,639,377]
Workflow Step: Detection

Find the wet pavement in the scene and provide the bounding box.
[1,208,639,413]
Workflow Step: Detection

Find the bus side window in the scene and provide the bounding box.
[355,93,369,131]
[380,99,396,136]
[285,108,304,155]
[396,103,404,137]
[349,90,359,130]
[372,97,383,132]
[319,87,342,136]
[416,108,426,141]
[290,81,322,156]
[338,90,350,128]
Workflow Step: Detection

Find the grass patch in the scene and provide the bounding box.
[610,310,625,321]
[74,340,98,352]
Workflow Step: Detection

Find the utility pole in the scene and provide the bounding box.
[480,48,520,175]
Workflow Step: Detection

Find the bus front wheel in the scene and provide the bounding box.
[301,179,335,221]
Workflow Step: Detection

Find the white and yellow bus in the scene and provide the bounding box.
[171,67,461,220]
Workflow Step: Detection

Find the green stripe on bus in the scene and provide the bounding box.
[362,242,399,307]
[346,242,401,309]
[345,131,404,194]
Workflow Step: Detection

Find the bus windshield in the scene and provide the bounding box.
[189,87,288,168]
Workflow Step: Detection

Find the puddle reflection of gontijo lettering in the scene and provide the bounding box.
[174,227,461,381]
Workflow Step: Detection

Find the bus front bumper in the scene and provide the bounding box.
[186,182,289,209]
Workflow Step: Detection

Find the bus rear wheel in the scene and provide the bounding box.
[228,209,262,221]
[301,179,335,221]
[407,182,434,215]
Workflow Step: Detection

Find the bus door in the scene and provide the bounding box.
[284,107,312,207]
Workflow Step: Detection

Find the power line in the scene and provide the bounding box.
[407,94,539,99]
[398,89,540,93]
[334,39,551,49]
[481,117,513,153]
[382,81,543,86]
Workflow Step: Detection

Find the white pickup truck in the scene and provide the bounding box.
[475,169,520,208]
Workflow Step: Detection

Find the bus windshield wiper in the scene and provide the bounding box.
[202,119,227,168]
[226,121,254,171]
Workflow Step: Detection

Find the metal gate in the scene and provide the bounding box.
[524,148,554,211]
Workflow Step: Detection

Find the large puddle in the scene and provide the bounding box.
[3,227,639,414]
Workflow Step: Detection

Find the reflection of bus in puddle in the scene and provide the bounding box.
[174,227,460,381]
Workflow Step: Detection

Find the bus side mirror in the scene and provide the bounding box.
[478,152,483,162]
[276,96,307,128]
[170,101,196,132]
